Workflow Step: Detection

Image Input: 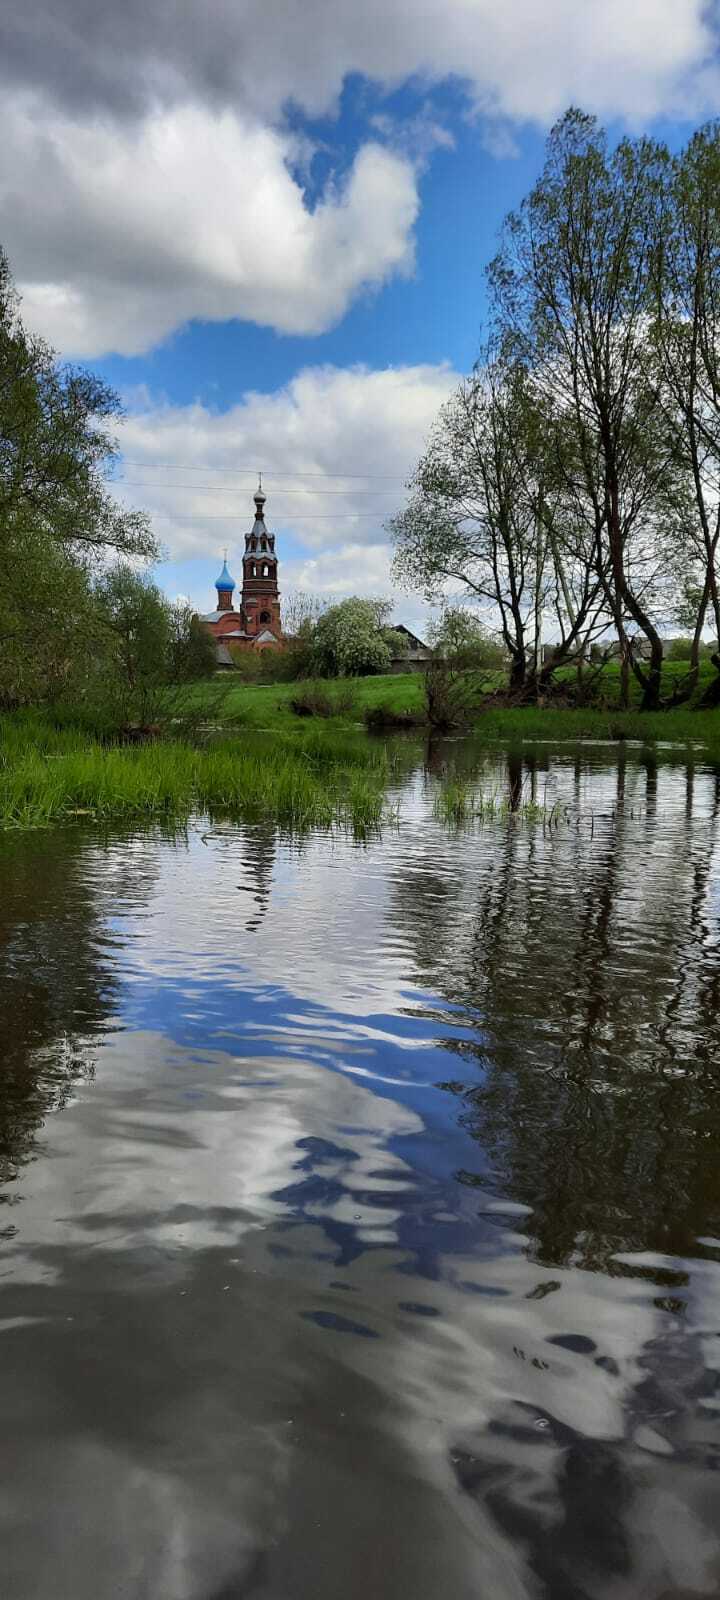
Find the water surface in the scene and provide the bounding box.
[2,738,720,1598]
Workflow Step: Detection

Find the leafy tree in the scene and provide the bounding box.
[651,124,720,697]
[429,608,507,670]
[94,565,170,717]
[311,598,398,677]
[0,245,156,705]
[488,111,676,708]
[167,604,217,682]
[392,353,606,695]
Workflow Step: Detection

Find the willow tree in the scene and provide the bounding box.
[488,111,677,709]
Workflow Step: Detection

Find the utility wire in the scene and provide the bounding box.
[141,512,392,520]
[114,481,401,495]
[114,459,408,482]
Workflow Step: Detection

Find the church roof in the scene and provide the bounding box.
[215,559,235,592]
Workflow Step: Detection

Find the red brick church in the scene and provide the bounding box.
[201,481,283,659]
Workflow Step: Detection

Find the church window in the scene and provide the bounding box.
[259,610,271,624]
[262,564,269,577]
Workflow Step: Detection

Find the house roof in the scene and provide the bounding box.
[395,623,428,649]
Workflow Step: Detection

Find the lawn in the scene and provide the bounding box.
[162,665,720,753]
[164,673,427,732]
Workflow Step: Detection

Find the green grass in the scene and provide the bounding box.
[164,673,426,732]
[0,715,390,834]
[464,704,720,752]
[163,664,720,751]
[433,778,549,828]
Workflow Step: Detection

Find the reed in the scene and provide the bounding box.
[434,779,548,828]
[0,716,387,835]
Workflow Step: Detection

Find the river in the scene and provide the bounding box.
[1,736,720,1599]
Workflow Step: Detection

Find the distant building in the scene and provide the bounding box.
[200,482,283,660]
[390,622,431,673]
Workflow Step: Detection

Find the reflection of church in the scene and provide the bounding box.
[201,482,283,660]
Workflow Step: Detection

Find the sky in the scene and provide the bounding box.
[2,1,720,629]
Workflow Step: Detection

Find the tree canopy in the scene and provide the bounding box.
[392,111,720,708]
[0,246,157,707]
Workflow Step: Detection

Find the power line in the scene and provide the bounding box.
[114,459,408,482]
[113,480,401,496]
[141,511,393,520]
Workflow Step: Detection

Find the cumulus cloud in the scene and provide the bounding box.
[2,0,718,129]
[110,361,458,612]
[1,1,718,356]
[2,98,418,356]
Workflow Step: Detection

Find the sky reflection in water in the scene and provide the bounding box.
[1,739,720,1599]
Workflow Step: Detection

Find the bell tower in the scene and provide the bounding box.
[241,480,282,642]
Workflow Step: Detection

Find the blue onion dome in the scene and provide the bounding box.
[215,559,235,592]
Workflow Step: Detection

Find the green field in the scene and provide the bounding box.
[164,673,426,731]
[163,667,720,752]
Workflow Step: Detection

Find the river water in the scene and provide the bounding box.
[1,737,720,1599]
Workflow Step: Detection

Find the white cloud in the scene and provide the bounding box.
[2,1,718,356]
[3,98,418,356]
[3,0,717,131]
[111,361,458,618]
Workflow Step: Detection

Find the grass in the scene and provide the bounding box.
[463,704,720,753]
[161,665,720,752]
[433,779,549,828]
[163,673,426,732]
[0,715,390,835]
[5,656,720,836]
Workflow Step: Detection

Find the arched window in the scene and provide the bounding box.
[262,564,269,578]
[259,610,271,624]
[251,563,257,578]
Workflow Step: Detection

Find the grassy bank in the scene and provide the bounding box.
[0,714,390,834]
[162,672,720,754]
[160,673,427,732]
[459,704,720,752]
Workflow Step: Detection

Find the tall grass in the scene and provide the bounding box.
[434,778,551,828]
[0,716,388,835]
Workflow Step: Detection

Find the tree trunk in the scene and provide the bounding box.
[640,636,663,712]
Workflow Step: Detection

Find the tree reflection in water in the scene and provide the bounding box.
[0,826,160,1197]
[398,743,720,1273]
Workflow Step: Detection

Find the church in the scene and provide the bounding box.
[201,481,283,659]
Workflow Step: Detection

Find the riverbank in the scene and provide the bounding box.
[0,713,389,833]
[165,672,720,752]
[4,671,720,835]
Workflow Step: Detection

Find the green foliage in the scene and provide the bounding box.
[430,608,507,670]
[289,680,359,719]
[311,598,396,677]
[168,606,217,682]
[92,564,170,720]
[0,714,389,835]
[0,246,156,709]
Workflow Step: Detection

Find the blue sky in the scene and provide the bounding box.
[1,1,719,625]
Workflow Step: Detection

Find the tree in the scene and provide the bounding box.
[488,112,676,708]
[429,608,507,670]
[391,352,606,696]
[167,605,217,681]
[651,124,720,698]
[0,245,156,705]
[94,565,170,716]
[311,598,398,677]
